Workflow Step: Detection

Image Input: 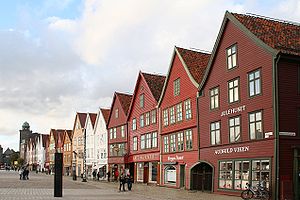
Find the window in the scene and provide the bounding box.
[163,109,169,126]
[176,103,183,122]
[210,87,219,109]
[146,133,152,149]
[152,132,157,148]
[115,109,119,118]
[249,69,261,97]
[121,125,125,138]
[251,159,270,189]
[140,94,144,108]
[227,44,237,69]
[109,129,113,139]
[109,145,114,156]
[174,78,180,96]
[249,110,263,140]
[151,109,156,124]
[170,134,176,152]
[219,161,233,189]
[210,121,221,145]
[145,112,150,126]
[163,136,169,153]
[170,107,175,124]
[229,116,241,143]
[132,118,136,130]
[164,166,176,184]
[185,130,193,150]
[234,161,250,190]
[228,78,239,103]
[141,135,145,150]
[113,128,116,139]
[177,132,184,151]
[184,99,192,120]
[140,114,144,128]
[133,137,137,151]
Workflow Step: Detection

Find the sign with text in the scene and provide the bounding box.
[221,105,246,117]
[167,155,184,162]
[133,153,159,162]
[214,146,250,155]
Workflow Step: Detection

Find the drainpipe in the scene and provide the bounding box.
[273,54,280,200]
[196,91,201,161]
[158,106,162,186]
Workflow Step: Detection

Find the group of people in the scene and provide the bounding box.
[119,172,133,192]
[18,167,29,180]
[92,170,103,181]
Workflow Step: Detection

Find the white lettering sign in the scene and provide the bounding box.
[221,105,246,117]
[167,155,184,162]
[214,146,250,155]
[279,132,296,136]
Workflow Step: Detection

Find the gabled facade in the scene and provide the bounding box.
[127,71,165,184]
[197,11,300,200]
[94,108,110,179]
[107,92,132,180]
[63,130,73,176]
[158,47,210,189]
[36,134,46,172]
[85,112,97,178]
[49,129,65,173]
[43,135,50,172]
[71,112,87,177]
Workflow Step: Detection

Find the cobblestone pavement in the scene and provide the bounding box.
[0,170,241,200]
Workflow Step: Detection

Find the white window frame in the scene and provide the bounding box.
[184,99,192,120]
[210,121,221,145]
[228,78,239,103]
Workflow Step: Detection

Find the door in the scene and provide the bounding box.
[180,165,185,188]
[143,162,149,183]
[191,162,213,191]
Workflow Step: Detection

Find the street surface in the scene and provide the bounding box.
[0,170,241,200]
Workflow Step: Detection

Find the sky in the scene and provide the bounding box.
[0,0,299,151]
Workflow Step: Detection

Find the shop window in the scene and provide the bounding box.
[219,161,233,189]
[185,129,193,150]
[210,121,221,145]
[229,116,241,143]
[177,132,184,151]
[226,44,237,70]
[249,110,263,140]
[210,87,219,110]
[170,106,175,124]
[234,161,250,190]
[228,78,239,103]
[163,109,169,126]
[248,69,261,97]
[150,162,158,182]
[252,160,270,189]
[176,103,183,122]
[184,99,192,120]
[165,166,176,184]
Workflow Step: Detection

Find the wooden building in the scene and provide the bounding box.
[63,130,73,176]
[127,72,165,184]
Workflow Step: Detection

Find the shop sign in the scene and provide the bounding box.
[167,155,184,162]
[279,132,296,136]
[221,105,246,117]
[133,153,159,162]
[214,146,250,155]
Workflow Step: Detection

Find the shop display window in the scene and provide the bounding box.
[219,161,233,189]
[234,161,249,190]
[251,159,270,189]
[137,162,144,182]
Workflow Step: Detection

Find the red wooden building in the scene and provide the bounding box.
[107,92,132,180]
[158,47,210,189]
[197,12,300,200]
[127,71,165,184]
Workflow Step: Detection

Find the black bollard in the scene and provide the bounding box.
[54,153,63,197]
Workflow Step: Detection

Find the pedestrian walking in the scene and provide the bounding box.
[127,175,133,191]
[92,170,96,181]
[119,173,126,192]
[107,170,111,182]
[18,168,23,180]
[97,171,100,181]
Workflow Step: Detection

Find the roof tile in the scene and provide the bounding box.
[142,72,166,102]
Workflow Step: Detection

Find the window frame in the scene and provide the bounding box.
[132,118,137,131]
[170,106,175,124]
[185,129,193,150]
[229,115,241,143]
[140,94,144,108]
[152,132,158,148]
[163,109,169,126]
[133,136,138,151]
[210,86,219,110]
[210,121,221,145]
[226,44,238,70]
[249,110,263,140]
[176,103,183,122]
[151,109,157,124]
[141,135,145,150]
[174,78,180,96]
[184,99,192,120]
[228,78,240,104]
[140,114,144,128]
[145,112,150,126]
[177,132,184,151]
[121,125,125,138]
[248,69,262,97]
[163,136,169,153]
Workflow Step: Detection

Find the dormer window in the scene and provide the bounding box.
[227,44,237,70]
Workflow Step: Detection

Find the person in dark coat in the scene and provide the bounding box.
[107,170,111,182]
[126,175,133,191]
[119,173,126,191]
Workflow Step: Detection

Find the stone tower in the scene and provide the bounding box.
[19,122,32,160]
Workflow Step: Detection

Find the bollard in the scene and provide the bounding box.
[54,153,63,197]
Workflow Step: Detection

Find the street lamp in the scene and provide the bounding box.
[82,128,87,182]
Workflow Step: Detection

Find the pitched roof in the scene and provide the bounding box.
[77,112,87,128]
[142,72,166,102]
[89,113,97,128]
[116,92,132,115]
[176,47,211,84]
[100,108,111,125]
[64,130,73,141]
[232,12,300,56]
[51,129,65,148]
[42,134,49,147]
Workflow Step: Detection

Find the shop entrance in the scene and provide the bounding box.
[143,162,149,183]
[191,162,213,192]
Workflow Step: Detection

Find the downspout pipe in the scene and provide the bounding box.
[273,54,281,200]
[196,91,201,161]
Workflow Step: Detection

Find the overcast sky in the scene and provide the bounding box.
[0,0,299,151]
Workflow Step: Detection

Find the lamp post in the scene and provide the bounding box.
[82,128,87,182]
[72,151,77,181]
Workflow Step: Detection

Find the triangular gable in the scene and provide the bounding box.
[158,46,210,106]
